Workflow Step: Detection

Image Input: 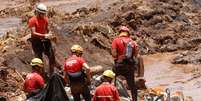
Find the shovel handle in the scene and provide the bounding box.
[13,68,25,82]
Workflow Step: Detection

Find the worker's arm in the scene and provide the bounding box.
[133,47,138,58]
[63,71,70,85]
[83,63,91,85]
[83,63,90,72]
[31,89,42,93]
[30,27,46,37]
[114,87,120,101]
[83,63,91,76]
[133,42,139,58]
[92,90,97,101]
[111,48,117,59]
[46,24,50,34]
[37,75,45,89]
[111,40,118,59]
[63,63,70,85]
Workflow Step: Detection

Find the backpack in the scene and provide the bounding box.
[121,38,134,60]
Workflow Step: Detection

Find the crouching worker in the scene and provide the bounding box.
[24,58,45,99]
[63,44,91,101]
[93,70,120,101]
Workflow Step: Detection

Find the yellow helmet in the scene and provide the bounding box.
[30,58,43,67]
[103,70,115,79]
[119,32,129,37]
[71,44,83,53]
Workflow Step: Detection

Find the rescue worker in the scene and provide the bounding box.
[28,3,60,76]
[63,44,91,101]
[92,70,120,101]
[111,26,138,101]
[24,58,45,98]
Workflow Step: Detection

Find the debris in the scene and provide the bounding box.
[0,0,199,100]
[90,65,104,75]
[0,67,9,81]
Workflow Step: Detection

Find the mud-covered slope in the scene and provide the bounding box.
[2,0,201,66]
[57,0,201,64]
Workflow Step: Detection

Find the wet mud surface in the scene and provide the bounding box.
[144,52,201,101]
[0,17,21,36]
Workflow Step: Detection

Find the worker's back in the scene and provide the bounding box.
[27,73,69,101]
[93,82,120,101]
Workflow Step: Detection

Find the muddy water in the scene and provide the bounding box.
[0,17,21,36]
[143,52,201,101]
[42,0,126,13]
[0,0,23,10]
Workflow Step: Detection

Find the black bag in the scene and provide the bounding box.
[115,79,130,98]
[27,73,69,101]
[0,97,6,101]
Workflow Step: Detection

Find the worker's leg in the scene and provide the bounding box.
[72,93,81,101]
[137,56,144,77]
[43,39,57,76]
[82,86,91,101]
[31,38,43,59]
[125,70,137,101]
[70,76,84,101]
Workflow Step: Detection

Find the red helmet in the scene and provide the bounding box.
[119,26,130,33]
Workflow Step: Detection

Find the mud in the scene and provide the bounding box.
[0,17,22,36]
[0,68,25,101]
[0,0,201,100]
[143,52,201,101]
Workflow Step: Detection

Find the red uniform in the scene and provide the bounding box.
[24,71,45,93]
[28,16,48,38]
[93,82,120,101]
[112,36,137,60]
[112,35,138,101]
[64,55,86,73]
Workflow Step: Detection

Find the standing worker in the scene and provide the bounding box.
[28,3,60,76]
[24,58,45,98]
[63,44,91,101]
[92,70,120,101]
[111,26,138,101]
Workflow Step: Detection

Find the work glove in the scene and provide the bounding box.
[44,33,53,39]
[85,77,91,85]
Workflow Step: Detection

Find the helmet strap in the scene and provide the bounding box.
[72,52,83,57]
[103,76,113,83]
[32,65,43,72]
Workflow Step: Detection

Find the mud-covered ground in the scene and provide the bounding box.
[0,0,201,100]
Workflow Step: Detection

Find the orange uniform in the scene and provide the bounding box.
[28,16,48,38]
[24,71,45,93]
[64,55,86,73]
[112,36,137,60]
[93,82,120,101]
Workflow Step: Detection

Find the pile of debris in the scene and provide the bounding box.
[0,67,25,101]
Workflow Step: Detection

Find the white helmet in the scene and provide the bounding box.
[36,3,47,14]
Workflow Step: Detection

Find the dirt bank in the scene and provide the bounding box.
[0,68,25,101]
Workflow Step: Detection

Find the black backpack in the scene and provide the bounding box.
[27,73,69,101]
